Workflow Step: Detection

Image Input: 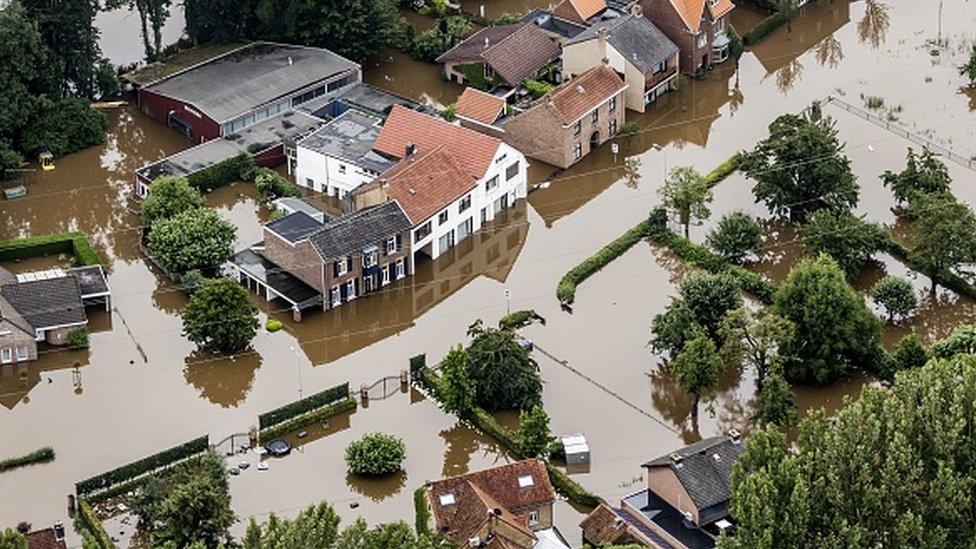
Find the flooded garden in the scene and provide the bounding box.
[2,0,975,546]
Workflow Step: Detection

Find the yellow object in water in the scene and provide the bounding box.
[39,151,55,171]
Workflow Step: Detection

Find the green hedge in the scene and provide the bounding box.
[414,485,432,537]
[258,382,350,430]
[75,435,209,496]
[77,499,115,549]
[499,310,538,330]
[186,153,255,192]
[557,219,655,304]
[0,232,101,266]
[546,462,601,508]
[744,10,791,45]
[704,153,742,187]
[882,237,976,301]
[0,446,55,472]
[259,397,357,440]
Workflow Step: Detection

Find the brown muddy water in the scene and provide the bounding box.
[2,0,976,545]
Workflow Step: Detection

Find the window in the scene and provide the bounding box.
[335,258,348,277]
[505,162,519,181]
[414,221,432,243]
[697,32,707,48]
[305,177,314,188]
[331,286,341,306]
[362,249,378,268]
[364,275,374,293]
[346,279,356,300]
[439,230,455,253]
[16,346,28,361]
[386,236,397,255]
[528,511,539,525]
[459,194,472,213]
[591,110,599,124]
[439,493,456,506]
[518,474,535,488]
[573,120,582,136]
[485,175,499,192]
[396,259,405,279]
[574,142,582,160]
[457,217,474,240]
[1,348,11,364]
[609,119,617,136]
[715,16,725,33]
[381,266,391,285]
[654,59,668,74]
[495,153,507,164]
[438,210,449,225]
[609,96,617,112]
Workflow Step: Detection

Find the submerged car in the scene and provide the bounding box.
[264,438,292,457]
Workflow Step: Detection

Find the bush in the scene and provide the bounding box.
[410,16,472,62]
[76,436,209,496]
[703,153,742,187]
[254,167,301,201]
[179,269,208,295]
[141,176,204,225]
[557,218,653,304]
[414,485,432,537]
[345,432,406,475]
[258,383,350,430]
[265,318,284,332]
[523,79,553,99]
[186,153,255,192]
[893,334,927,374]
[498,309,540,330]
[67,328,89,349]
[0,447,55,472]
[147,208,235,275]
[871,275,917,321]
[0,232,101,266]
[706,211,763,263]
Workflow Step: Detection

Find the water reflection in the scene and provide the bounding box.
[775,58,805,93]
[183,350,263,408]
[751,0,852,78]
[346,470,407,502]
[0,353,89,410]
[814,34,844,68]
[439,422,507,478]
[857,0,890,49]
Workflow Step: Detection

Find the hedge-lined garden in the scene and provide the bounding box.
[77,499,114,549]
[75,435,209,496]
[0,446,55,473]
[0,232,101,266]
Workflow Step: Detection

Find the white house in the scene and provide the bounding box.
[352,106,527,260]
[293,109,395,197]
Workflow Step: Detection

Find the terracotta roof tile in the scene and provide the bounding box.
[373,105,501,179]
[580,504,634,546]
[547,65,627,125]
[709,0,735,19]
[25,529,67,549]
[370,146,475,225]
[553,0,607,24]
[671,0,734,33]
[455,88,506,125]
[436,24,560,86]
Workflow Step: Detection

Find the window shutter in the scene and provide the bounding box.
[333,261,340,278]
[396,234,402,250]
[346,256,353,272]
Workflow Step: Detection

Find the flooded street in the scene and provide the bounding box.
[2,0,976,545]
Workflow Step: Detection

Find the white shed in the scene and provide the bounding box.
[561,433,590,465]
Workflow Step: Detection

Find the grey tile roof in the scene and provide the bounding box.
[309,201,411,260]
[566,14,679,76]
[297,110,394,173]
[266,211,324,244]
[522,9,588,39]
[144,42,359,123]
[642,436,744,513]
[622,489,717,549]
[0,277,87,330]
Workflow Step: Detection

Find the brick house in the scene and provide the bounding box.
[637,0,735,75]
[562,12,680,112]
[424,459,569,548]
[500,64,627,168]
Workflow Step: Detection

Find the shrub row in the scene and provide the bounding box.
[258,397,357,440]
[75,435,209,496]
[0,446,55,473]
[703,153,742,187]
[882,237,976,301]
[186,153,255,192]
[414,485,432,538]
[258,382,350,430]
[498,310,539,330]
[0,232,101,266]
[743,10,791,45]
[77,499,114,549]
[546,462,602,508]
[557,219,655,304]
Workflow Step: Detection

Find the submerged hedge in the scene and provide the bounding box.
[0,232,101,266]
[76,435,209,496]
[258,382,350,431]
[882,237,976,301]
[744,10,791,45]
[0,447,55,473]
[259,397,357,440]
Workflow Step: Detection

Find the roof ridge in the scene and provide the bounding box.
[480,23,531,56]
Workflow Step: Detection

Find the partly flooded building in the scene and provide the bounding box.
[637,0,735,74]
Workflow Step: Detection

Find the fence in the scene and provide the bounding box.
[258,382,350,431]
[75,435,209,497]
[824,96,975,171]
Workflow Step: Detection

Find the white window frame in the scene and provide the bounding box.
[1,348,11,364]
[381,265,391,285]
[609,96,617,112]
[459,194,472,213]
[363,249,378,269]
[438,210,449,225]
[574,142,582,160]
[396,259,405,279]
[387,236,397,254]
[485,175,499,192]
[346,279,357,300]
[16,345,28,360]
[528,511,539,525]
[336,258,348,276]
[331,286,341,307]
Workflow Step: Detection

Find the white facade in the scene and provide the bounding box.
[294,144,380,198]
[411,142,527,260]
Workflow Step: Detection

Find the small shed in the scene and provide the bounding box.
[561,433,590,465]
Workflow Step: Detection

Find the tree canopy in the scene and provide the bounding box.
[344,432,406,476]
[440,345,475,416]
[706,211,763,263]
[678,272,743,339]
[182,278,259,353]
[721,354,976,548]
[518,404,554,458]
[465,321,542,411]
[719,307,794,391]
[669,332,724,418]
[659,166,712,238]
[908,191,976,293]
[870,275,917,321]
[141,176,205,225]
[880,147,951,208]
[800,209,886,278]
[147,208,236,274]
[741,113,858,221]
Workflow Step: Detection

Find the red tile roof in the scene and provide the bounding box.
[455,88,506,125]
[25,529,67,549]
[436,24,561,86]
[670,0,735,33]
[370,146,476,224]
[547,65,627,125]
[373,106,501,179]
[580,504,634,546]
[553,0,607,24]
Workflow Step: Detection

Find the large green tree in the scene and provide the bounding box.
[881,147,951,208]
[706,211,763,263]
[719,307,794,391]
[678,272,743,339]
[141,176,205,225]
[909,191,976,293]
[669,332,724,418]
[182,278,259,353]
[659,166,712,238]
[772,254,881,384]
[147,208,236,274]
[344,432,406,476]
[465,320,542,411]
[721,355,976,548]
[741,113,858,221]
[800,209,886,278]
[650,298,701,357]
[21,0,102,98]
[750,370,796,428]
[243,502,340,549]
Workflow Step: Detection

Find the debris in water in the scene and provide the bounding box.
[258,463,269,471]
[350,502,359,509]
[298,431,308,438]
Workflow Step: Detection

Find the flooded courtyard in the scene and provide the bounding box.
[2,0,976,546]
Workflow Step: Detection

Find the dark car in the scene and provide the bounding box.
[264,438,292,457]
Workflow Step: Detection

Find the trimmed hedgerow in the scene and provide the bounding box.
[258,397,357,441]
[186,153,255,192]
[258,383,350,430]
[414,485,432,537]
[0,232,101,266]
[0,446,55,472]
[77,499,114,549]
[75,436,209,496]
[882,237,976,302]
[546,462,601,508]
[743,10,791,45]
[703,153,742,187]
[498,310,540,330]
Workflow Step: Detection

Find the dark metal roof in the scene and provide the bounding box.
[231,248,322,309]
[522,9,588,39]
[144,42,359,123]
[266,211,324,244]
[622,489,717,549]
[0,277,87,330]
[566,14,679,75]
[642,436,744,513]
[309,201,411,259]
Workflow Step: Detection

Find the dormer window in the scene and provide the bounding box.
[517,475,535,488]
[439,493,456,506]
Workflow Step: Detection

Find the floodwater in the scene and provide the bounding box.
[2,0,976,545]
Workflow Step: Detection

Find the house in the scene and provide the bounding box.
[500,64,627,168]
[580,433,744,548]
[454,87,507,136]
[637,0,735,74]
[293,109,394,197]
[562,13,680,112]
[436,24,561,90]
[0,266,111,363]
[138,42,360,142]
[24,524,67,549]
[424,459,569,549]
[353,106,527,260]
[522,9,588,45]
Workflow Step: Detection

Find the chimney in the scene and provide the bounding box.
[728,429,741,444]
[405,142,416,157]
[53,522,66,541]
[670,452,683,465]
[630,3,643,17]
[597,27,609,58]
[484,36,491,49]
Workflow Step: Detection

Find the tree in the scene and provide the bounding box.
[929,324,976,359]
[0,147,23,180]
[182,278,259,353]
[721,356,976,547]
[669,333,724,418]
[740,114,858,221]
[909,191,976,293]
[141,176,205,225]
[518,404,554,458]
[678,272,743,339]
[147,208,236,274]
[892,333,927,373]
[335,520,438,549]
[871,275,917,321]
[800,209,886,278]
[151,452,235,548]
[21,0,103,98]
[411,16,472,62]
[960,43,976,86]
[254,168,301,201]
[344,432,406,475]
[273,0,405,61]
[105,0,172,61]
[465,320,543,411]
[440,345,475,415]
[773,255,881,384]
[18,97,108,157]
[880,147,951,208]
[243,502,340,549]
[650,299,701,357]
[659,166,712,238]
[706,211,763,263]
[751,370,796,428]
[719,307,794,391]
[0,528,27,549]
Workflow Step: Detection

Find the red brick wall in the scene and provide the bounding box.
[639,0,707,75]
[138,89,221,142]
[263,231,325,293]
